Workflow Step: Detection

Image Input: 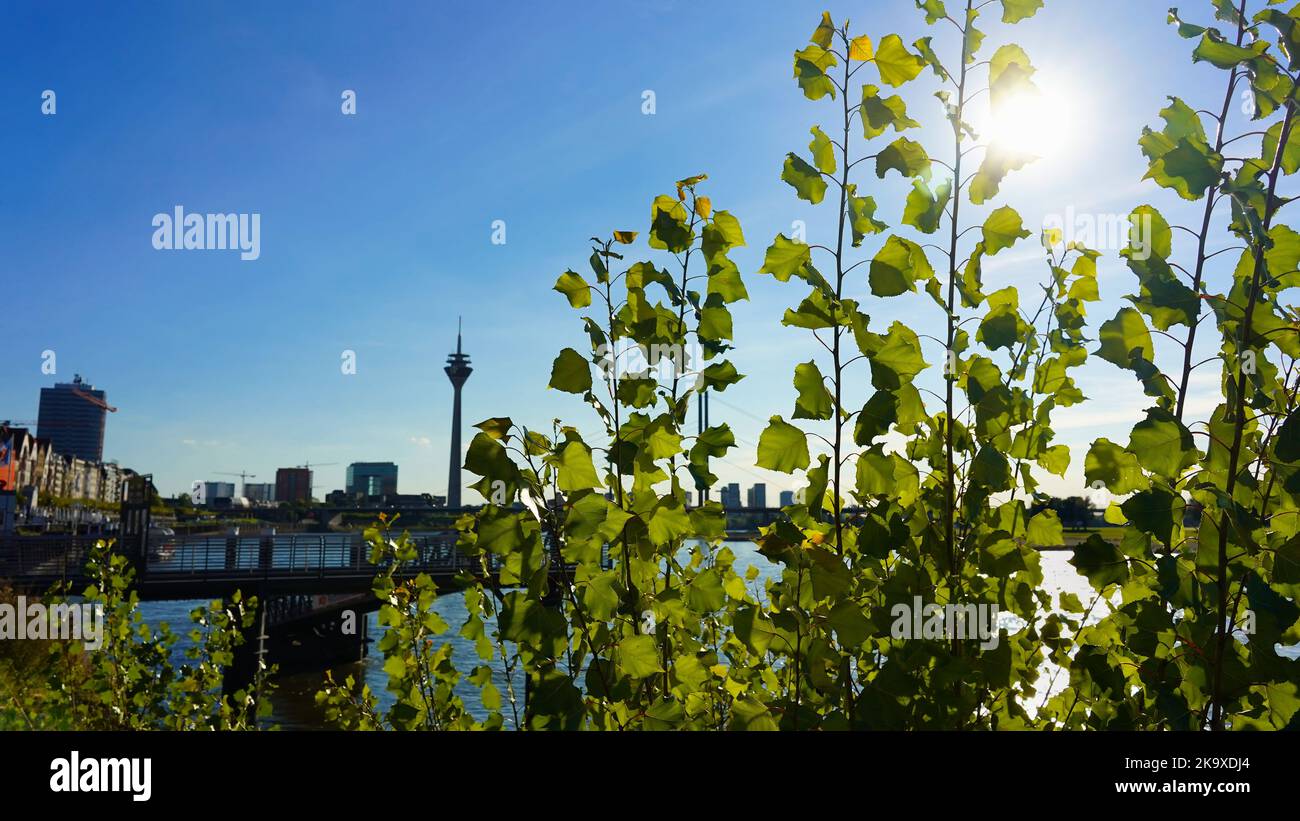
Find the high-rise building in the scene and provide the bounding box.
[720,482,741,509]
[276,467,313,502]
[37,375,109,462]
[747,483,767,509]
[779,490,795,507]
[444,320,472,508]
[194,481,235,506]
[346,462,398,497]
[243,482,276,502]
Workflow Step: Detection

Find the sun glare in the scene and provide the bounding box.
[978,82,1074,160]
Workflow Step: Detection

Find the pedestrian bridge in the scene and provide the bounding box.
[0,530,499,600]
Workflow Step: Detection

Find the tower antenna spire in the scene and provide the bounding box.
[444,320,473,508]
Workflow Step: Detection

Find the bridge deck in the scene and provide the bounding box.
[0,532,568,600]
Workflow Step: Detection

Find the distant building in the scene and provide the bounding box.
[243,482,276,503]
[276,467,312,502]
[747,483,767,509]
[37,375,109,462]
[200,481,235,505]
[1,426,134,505]
[720,482,741,509]
[779,490,795,507]
[347,462,398,496]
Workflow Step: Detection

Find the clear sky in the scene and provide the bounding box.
[0,0,1255,502]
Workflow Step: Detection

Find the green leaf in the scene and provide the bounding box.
[699,360,744,392]
[809,126,836,175]
[969,144,1033,204]
[556,440,602,491]
[1084,438,1149,494]
[1127,407,1196,479]
[757,416,810,473]
[1069,533,1130,590]
[1000,0,1043,23]
[1142,136,1223,200]
[1191,31,1258,68]
[760,234,811,281]
[553,270,591,308]
[686,568,727,612]
[1120,488,1184,547]
[989,44,1035,105]
[860,85,919,138]
[1096,307,1154,370]
[549,348,592,394]
[647,499,692,546]
[918,0,947,24]
[847,185,889,245]
[618,634,662,679]
[902,178,951,234]
[1027,510,1064,546]
[855,390,897,444]
[1274,410,1300,462]
[1037,444,1070,476]
[648,194,693,252]
[782,152,828,204]
[792,360,834,420]
[794,44,838,101]
[870,235,934,296]
[870,321,929,384]
[981,206,1030,254]
[873,34,925,86]
[876,137,930,179]
[1263,118,1300,175]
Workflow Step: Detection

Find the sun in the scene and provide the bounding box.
[976,81,1074,160]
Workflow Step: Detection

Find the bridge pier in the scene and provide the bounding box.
[224,593,371,699]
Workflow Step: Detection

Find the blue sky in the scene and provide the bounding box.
[0,0,1256,501]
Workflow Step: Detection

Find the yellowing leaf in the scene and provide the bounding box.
[849,35,874,61]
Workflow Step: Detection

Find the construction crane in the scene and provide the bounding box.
[297,461,338,495]
[71,386,117,413]
[215,470,257,497]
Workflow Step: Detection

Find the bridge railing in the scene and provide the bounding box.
[2,529,603,591]
[0,535,101,584]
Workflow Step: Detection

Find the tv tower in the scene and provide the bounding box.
[444,318,472,508]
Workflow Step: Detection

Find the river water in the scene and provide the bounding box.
[138,539,1293,729]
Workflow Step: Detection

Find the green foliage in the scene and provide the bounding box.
[1053,2,1300,731]
[747,1,1086,730]
[0,541,271,730]
[311,0,1298,733]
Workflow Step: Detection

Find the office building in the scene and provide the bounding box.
[747,483,767,509]
[189,480,234,507]
[37,375,109,462]
[720,482,741,509]
[346,462,398,496]
[276,467,313,502]
[243,482,276,503]
[779,490,795,507]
